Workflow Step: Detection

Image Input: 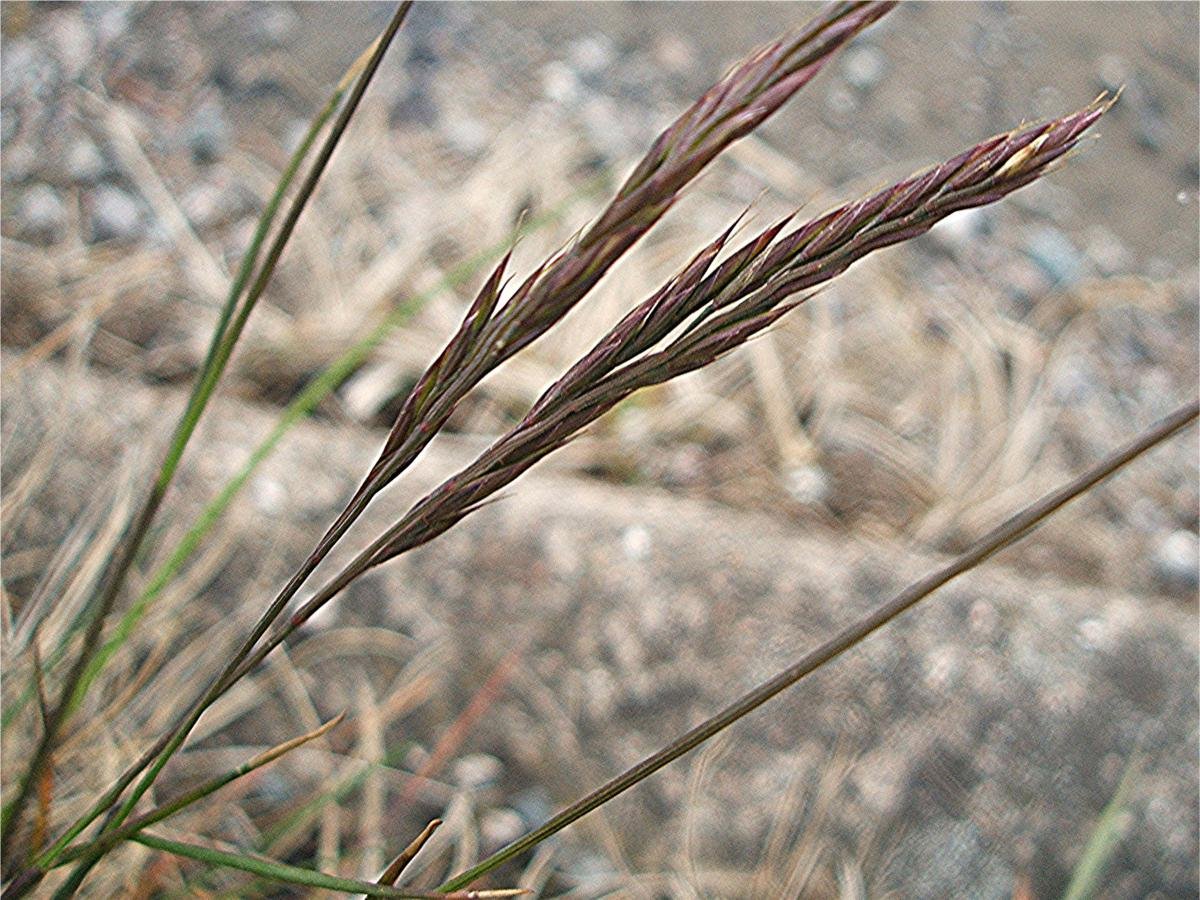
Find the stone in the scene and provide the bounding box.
[66,137,107,184]
[451,753,504,789]
[186,97,231,165]
[18,183,67,244]
[1024,225,1083,287]
[88,184,143,243]
[1152,530,1199,593]
[842,43,886,92]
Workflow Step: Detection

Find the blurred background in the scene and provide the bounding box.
[2,2,1197,897]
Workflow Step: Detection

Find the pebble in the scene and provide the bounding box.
[842,43,886,92]
[1,38,53,97]
[88,184,143,243]
[558,851,618,891]
[83,3,132,44]
[620,524,651,562]
[785,463,830,504]
[250,475,287,515]
[1151,530,1198,592]
[653,33,695,76]
[823,84,858,125]
[1075,616,1111,652]
[570,35,614,76]
[479,807,524,850]
[1024,226,1083,287]
[442,113,489,158]
[247,3,297,48]
[45,12,94,82]
[451,752,503,789]
[66,136,107,184]
[930,207,989,253]
[186,97,232,164]
[511,786,554,828]
[180,182,235,230]
[19,183,67,244]
[541,60,581,106]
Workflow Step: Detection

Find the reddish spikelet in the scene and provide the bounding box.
[336,97,1114,572]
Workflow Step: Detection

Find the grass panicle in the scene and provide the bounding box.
[28,7,895,890]
[254,96,1117,659]
[219,2,899,705]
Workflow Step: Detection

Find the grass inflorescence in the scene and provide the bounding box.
[2,2,1195,897]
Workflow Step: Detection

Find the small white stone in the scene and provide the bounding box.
[443,114,488,157]
[923,645,959,690]
[89,185,143,243]
[251,475,287,515]
[620,524,651,561]
[66,137,106,184]
[569,35,614,76]
[931,207,987,250]
[1075,616,1110,652]
[452,752,503,789]
[1153,530,1198,591]
[20,184,67,242]
[842,44,886,91]
[480,808,524,849]
[785,464,829,504]
[541,61,579,105]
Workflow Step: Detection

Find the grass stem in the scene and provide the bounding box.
[438,402,1198,891]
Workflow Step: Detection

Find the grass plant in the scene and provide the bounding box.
[2,1,1195,896]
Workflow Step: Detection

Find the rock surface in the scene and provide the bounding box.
[4,356,1196,897]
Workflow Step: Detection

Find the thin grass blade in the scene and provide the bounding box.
[121,831,527,899]
[1061,756,1141,900]
[437,403,1197,891]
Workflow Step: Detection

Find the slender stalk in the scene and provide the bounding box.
[1,91,328,858]
[215,1,898,681]
[6,5,412,892]
[1062,756,1141,900]
[37,97,1108,886]
[141,9,905,788]
[438,401,1199,891]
